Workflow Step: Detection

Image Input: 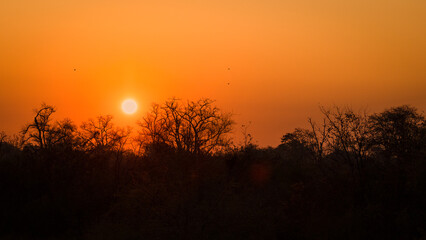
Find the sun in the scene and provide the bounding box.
[122,99,138,114]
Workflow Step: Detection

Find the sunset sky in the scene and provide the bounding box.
[1,0,425,146]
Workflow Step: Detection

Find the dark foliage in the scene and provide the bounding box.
[0,104,425,239]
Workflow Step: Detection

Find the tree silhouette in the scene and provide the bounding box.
[21,103,56,149]
[369,105,425,161]
[2,101,426,239]
[138,98,233,155]
[45,118,77,150]
[0,131,6,158]
[79,115,131,152]
[319,106,371,179]
[280,118,331,164]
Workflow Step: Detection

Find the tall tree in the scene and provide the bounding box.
[138,98,233,155]
[21,103,56,149]
[320,106,372,178]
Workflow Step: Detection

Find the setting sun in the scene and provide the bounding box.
[121,99,138,114]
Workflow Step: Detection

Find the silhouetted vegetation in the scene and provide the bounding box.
[0,101,425,239]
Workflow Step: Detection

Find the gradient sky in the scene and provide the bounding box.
[1,0,425,146]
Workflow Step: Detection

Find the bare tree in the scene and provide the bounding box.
[46,118,77,149]
[138,98,234,155]
[307,118,331,163]
[163,98,185,151]
[181,99,233,154]
[21,103,56,149]
[79,115,131,152]
[319,106,372,178]
[79,115,132,188]
[137,103,169,147]
[240,121,255,149]
[280,117,331,164]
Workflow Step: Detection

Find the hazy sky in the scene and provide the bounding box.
[1,0,425,146]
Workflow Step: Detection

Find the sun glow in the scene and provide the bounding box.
[121,99,138,114]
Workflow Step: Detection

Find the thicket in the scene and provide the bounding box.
[0,101,425,239]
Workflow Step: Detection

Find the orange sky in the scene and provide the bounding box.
[1,0,425,146]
